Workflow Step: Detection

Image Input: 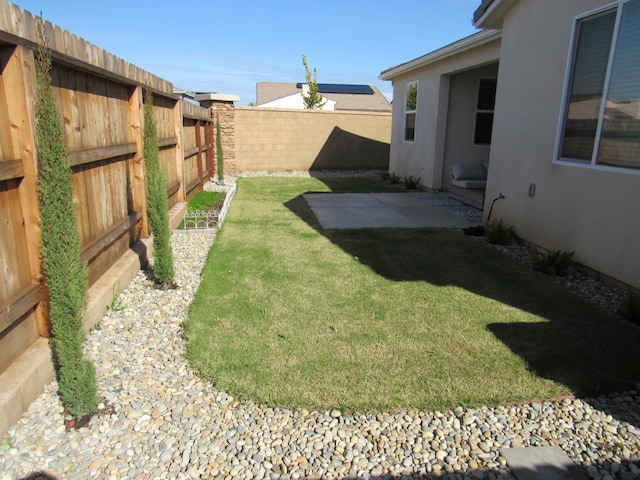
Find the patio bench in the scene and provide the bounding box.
[448,163,487,210]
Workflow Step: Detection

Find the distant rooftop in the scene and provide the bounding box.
[294,83,375,95]
[256,82,391,112]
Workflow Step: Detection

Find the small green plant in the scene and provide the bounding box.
[532,246,575,276]
[484,218,515,245]
[389,172,402,184]
[380,171,391,181]
[108,285,126,312]
[403,175,421,190]
[1,437,11,449]
[622,290,640,326]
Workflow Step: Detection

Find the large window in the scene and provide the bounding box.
[404,81,418,142]
[558,0,640,170]
[474,78,497,145]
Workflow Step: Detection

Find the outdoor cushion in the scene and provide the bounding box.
[451,163,487,181]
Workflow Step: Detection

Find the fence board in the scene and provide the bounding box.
[0,159,23,180]
[0,180,32,305]
[68,143,137,168]
[0,283,39,335]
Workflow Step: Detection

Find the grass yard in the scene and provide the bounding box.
[184,176,640,413]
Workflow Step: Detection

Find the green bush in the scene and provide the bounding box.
[403,175,421,190]
[532,247,575,276]
[143,89,175,286]
[389,172,402,184]
[484,218,515,245]
[35,18,97,418]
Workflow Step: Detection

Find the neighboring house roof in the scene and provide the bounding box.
[255,82,391,112]
[473,0,517,28]
[379,29,501,80]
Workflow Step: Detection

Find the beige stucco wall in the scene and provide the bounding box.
[486,0,640,288]
[386,37,501,189]
[235,107,391,172]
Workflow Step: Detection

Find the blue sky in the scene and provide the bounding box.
[12,0,481,105]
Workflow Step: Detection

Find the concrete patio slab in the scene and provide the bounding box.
[304,192,481,229]
[500,446,586,480]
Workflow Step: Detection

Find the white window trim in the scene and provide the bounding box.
[473,77,497,147]
[404,81,418,143]
[554,0,640,175]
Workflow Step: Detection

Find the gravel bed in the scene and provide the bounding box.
[1,173,639,480]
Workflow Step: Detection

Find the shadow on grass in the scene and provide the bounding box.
[284,192,640,427]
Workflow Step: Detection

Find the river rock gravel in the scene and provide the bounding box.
[1,174,639,480]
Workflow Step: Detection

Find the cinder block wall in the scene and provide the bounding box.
[235,107,391,172]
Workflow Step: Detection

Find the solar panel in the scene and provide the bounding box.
[296,83,374,95]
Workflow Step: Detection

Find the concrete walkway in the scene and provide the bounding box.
[304,192,482,229]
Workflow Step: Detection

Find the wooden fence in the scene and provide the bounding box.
[0,1,214,375]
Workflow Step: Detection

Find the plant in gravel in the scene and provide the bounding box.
[380,171,391,181]
[108,284,126,312]
[403,175,421,190]
[532,246,575,276]
[389,171,402,184]
[35,17,97,418]
[484,218,515,245]
[143,88,175,286]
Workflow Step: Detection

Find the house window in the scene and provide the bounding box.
[558,0,640,170]
[404,81,418,141]
[474,78,497,145]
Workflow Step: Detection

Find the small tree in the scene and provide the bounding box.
[301,54,326,110]
[35,17,97,418]
[216,114,224,183]
[143,88,175,286]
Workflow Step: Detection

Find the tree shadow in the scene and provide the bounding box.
[283,190,640,428]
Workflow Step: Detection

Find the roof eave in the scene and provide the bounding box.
[379,29,502,81]
[473,0,517,29]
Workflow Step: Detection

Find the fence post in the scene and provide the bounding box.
[129,85,149,238]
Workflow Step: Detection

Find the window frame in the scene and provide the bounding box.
[404,81,418,143]
[473,77,497,146]
[554,0,640,174]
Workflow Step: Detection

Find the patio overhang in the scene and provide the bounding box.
[379,29,502,81]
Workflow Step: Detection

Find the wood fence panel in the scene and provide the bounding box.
[0,180,32,311]
[182,117,199,196]
[52,64,132,152]
[0,42,42,371]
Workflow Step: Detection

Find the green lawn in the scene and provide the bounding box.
[184,176,640,413]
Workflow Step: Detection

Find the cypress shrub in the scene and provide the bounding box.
[143,89,175,286]
[216,114,224,183]
[35,19,97,418]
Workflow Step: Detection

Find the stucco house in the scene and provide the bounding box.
[255,82,392,112]
[380,0,640,290]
